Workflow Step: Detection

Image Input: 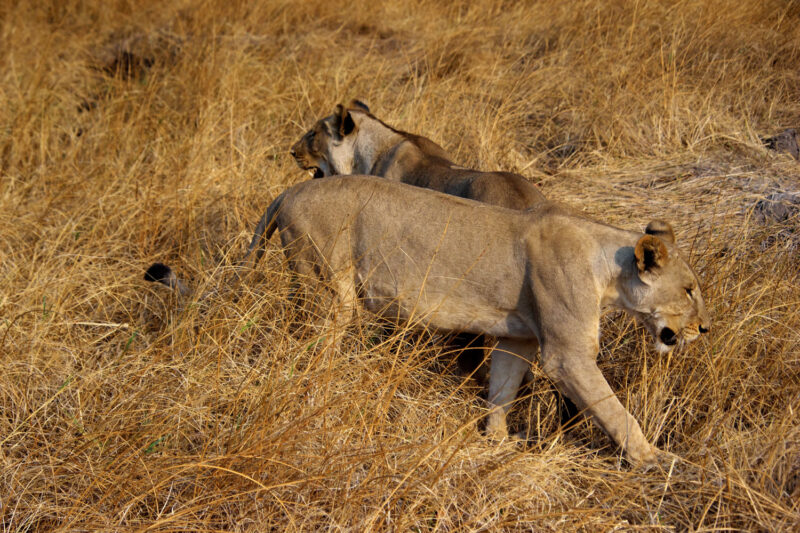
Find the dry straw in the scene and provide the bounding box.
[1,0,798,530]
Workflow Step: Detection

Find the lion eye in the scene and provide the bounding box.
[685,287,693,299]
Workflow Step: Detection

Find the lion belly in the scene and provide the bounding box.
[360,289,534,337]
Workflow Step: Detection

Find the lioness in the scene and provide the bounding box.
[290,99,544,202]
[148,176,710,465]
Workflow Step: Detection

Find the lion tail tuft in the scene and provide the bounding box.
[144,262,172,283]
[144,262,191,296]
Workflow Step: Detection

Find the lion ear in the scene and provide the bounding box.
[645,220,675,244]
[334,103,356,137]
[347,99,370,113]
[634,234,669,277]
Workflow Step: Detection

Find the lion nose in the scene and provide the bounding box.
[699,325,709,334]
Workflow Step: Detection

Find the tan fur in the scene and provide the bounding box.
[232,176,711,466]
[288,100,546,209]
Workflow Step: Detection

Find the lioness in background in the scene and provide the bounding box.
[288,100,545,208]
[148,176,710,466]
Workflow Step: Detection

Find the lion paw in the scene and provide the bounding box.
[632,446,683,472]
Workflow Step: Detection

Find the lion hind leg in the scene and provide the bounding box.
[486,338,539,441]
[314,271,359,353]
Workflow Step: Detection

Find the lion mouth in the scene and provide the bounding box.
[296,161,325,179]
[659,327,678,346]
[653,327,701,353]
[293,156,325,179]
[643,320,680,353]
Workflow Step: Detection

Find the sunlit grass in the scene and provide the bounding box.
[1,0,798,530]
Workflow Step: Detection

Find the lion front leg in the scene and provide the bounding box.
[541,347,657,466]
[485,338,539,441]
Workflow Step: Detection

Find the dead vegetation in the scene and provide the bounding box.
[1,0,799,530]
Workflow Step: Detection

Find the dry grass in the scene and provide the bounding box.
[2,0,799,530]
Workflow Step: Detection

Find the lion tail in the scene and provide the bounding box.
[144,192,286,296]
[241,191,285,265]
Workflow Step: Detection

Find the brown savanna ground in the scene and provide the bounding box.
[2,0,799,530]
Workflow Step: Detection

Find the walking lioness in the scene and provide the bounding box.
[147,176,710,465]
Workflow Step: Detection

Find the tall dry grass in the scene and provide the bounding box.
[1,0,799,530]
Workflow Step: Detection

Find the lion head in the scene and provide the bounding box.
[622,221,711,353]
[290,100,371,179]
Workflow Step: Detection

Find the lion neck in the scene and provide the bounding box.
[350,116,406,176]
[590,226,646,311]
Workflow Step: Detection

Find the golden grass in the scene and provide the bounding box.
[2,0,799,530]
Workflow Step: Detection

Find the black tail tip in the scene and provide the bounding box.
[144,262,172,283]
